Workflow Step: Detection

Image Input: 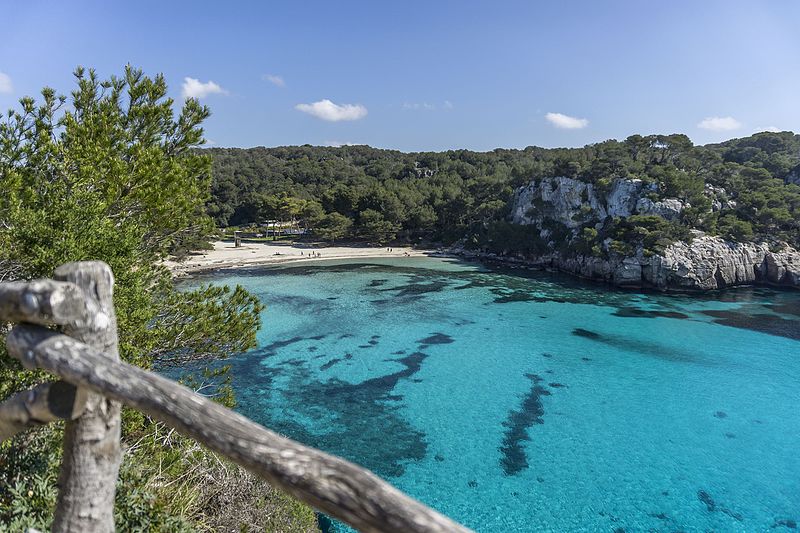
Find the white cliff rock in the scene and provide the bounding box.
[512,177,605,229]
[507,176,800,291]
[549,236,800,291]
[513,176,664,228]
[606,179,648,217]
[635,197,685,220]
[642,236,800,290]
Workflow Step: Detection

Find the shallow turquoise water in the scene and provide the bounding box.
[188,257,800,532]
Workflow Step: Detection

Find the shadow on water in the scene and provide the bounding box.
[612,307,690,319]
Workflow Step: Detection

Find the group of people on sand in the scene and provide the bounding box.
[386,247,412,257]
[300,250,322,258]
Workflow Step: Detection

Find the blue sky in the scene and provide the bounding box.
[1,0,798,151]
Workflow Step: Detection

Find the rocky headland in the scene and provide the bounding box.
[461,176,800,291]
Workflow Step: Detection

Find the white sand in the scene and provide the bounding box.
[167,241,439,277]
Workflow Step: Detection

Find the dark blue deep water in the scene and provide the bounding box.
[188,257,800,532]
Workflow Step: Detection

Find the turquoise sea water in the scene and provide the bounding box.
[187,256,800,532]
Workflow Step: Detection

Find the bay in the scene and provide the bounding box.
[185,256,800,532]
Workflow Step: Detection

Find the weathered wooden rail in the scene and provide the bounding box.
[0,261,471,533]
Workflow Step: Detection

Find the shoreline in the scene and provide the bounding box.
[167,241,444,277]
[449,248,800,294]
[168,240,798,294]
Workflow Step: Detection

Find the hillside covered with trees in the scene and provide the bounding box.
[205,133,800,257]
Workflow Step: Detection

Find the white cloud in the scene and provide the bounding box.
[181,77,228,99]
[545,112,588,129]
[0,72,12,94]
[402,100,454,111]
[754,126,781,133]
[295,99,367,121]
[697,116,741,131]
[403,102,436,110]
[325,141,359,147]
[263,74,285,88]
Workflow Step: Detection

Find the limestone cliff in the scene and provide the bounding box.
[502,176,800,291]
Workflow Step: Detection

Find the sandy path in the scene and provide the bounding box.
[167,241,438,277]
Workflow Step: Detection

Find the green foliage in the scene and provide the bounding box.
[609,239,634,257]
[0,67,310,531]
[315,212,353,243]
[206,145,518,243]
[540,219,572,252]
[0,428,60,533]
[0,421,319,533]
[358,209,400,243]
[148,285,263,367]
[204,131,800,253]
[480,221,548,255]
[575,227,599,255]
[0,66,263,374]
[179,365,237,409]
[609,215,692,256]
[717,214,754,242]
[3,473,58,532]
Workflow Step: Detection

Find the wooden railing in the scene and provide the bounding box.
[0,261,471,533]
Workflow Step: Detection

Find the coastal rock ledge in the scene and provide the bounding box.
[458,236,800,291]
[549,235,800,291]
[484,175,800,291]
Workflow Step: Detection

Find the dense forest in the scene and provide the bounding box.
[206,132,800,255]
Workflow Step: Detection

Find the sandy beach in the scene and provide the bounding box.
[167,241,439,277]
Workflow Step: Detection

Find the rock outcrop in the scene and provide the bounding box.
[511,176,655,230]
[501,176,800,291]
[476,237,800,291]
[635,197,685,220]
[643,236,798,290]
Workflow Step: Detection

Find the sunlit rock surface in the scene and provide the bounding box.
[506,177,800,290]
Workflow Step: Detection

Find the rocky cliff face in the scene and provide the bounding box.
[540,235,800,291]
[511,177,656,229]
[505,176,800,291]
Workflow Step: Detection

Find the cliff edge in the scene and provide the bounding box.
[500,176,800,291]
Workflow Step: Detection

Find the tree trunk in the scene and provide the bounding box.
[52,262,122,533]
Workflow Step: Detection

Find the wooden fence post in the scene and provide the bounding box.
[51,262,121,533]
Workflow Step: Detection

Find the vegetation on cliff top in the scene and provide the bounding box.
[206,133,800,253]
